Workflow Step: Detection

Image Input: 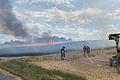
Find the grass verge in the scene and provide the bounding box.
[0,60,86,80]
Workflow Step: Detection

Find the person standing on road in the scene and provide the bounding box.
[60,46,66,60]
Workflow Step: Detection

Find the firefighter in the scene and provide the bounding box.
[60,46,66,60]
[83,45,87,56]
[86,46,90,56]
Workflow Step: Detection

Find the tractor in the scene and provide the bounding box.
[109,33,120,73]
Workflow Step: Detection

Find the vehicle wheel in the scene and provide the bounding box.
[110,58,113,66]
[117,66,120,74]
[116,54,120,74]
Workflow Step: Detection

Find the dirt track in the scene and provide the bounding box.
[30,48,120,80]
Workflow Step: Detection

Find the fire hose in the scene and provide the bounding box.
[86,54,117,80]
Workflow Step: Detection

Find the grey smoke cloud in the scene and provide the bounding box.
[41,30,52,38]
[0,0,29,38]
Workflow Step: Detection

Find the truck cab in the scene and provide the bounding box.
[109,33,120,73]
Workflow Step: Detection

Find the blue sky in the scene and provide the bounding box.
[0,0,120,43]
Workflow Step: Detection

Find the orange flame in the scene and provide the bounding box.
[19,40,59,47]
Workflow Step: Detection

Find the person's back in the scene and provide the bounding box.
[61,48,65,54]
[86,46,90,56]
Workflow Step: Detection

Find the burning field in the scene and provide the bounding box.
[0,1,120,80]
[0,48,120,80]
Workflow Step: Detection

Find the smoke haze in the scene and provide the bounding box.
[0,0,29,38]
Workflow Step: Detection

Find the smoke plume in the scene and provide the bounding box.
[0,0,29,38]
[41,30,52,38]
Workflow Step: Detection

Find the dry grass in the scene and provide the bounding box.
[0,60,86,80]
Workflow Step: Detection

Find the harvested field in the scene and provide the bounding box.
[29,48,120,80]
